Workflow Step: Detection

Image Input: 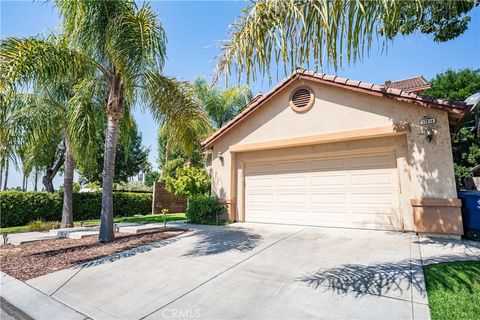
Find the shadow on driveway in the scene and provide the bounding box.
[182,227,262,257]
[296,259,423,297]
[296,254,475,298]
[77,236,184,268]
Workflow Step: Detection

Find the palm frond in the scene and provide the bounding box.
[193,76,252,128]
[65,76,105,166]
[143,72,210,156]
[0,36,93,91]
[214,0,423,83]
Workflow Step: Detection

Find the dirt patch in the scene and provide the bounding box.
[0,229,187,281]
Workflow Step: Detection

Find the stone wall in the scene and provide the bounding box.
[151,182,187,214]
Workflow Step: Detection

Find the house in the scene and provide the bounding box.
[384,75,431,94]
[202,71,472,235]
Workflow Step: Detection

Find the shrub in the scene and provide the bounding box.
[0,191,152,228]
[165,166,211,198]
[58,182,81,193]
[113,181,151,192]
[28,220,60,232]
[186,195,226,224]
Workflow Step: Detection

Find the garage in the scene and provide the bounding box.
[244,151,401,230]
[203,71,468,235]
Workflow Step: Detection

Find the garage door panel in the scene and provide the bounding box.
[350,171,396,187]
[311,158,346,171]
[247,163,274,175]
[311,174,346,186]
[276,160,308,173]
[277,193,308,203]
[245,150,401,231]
[247,192,275,203]
[247,176,275,188]
[351,192,398,207]
[349,153,394,169]
[311,193,347,205]
[276,176,306,187]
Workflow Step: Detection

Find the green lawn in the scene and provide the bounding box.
[0,213,187,234]
[424,261,480,320]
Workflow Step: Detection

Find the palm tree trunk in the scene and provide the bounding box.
[99,116,120,242]
[99,75,125,243]
[165,138,170,165]
[34,168,38,191]
[3,160,9,191]
[0,164,3,191]
[61,134,74,228]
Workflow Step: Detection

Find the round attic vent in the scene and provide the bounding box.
[289,86,314,112]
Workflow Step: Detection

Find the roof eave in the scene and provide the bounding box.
[202,71,468,148]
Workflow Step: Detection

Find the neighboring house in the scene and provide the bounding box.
[384,75,431,94]
[202,71,474,236]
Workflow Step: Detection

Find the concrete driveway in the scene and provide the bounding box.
[26,223,480,320]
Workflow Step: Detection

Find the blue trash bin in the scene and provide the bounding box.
[458,191,480,241]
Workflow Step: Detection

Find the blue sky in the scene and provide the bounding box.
[1,0,479,190]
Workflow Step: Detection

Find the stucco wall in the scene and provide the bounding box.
[209,78,457,231]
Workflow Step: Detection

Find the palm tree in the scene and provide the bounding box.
[2,76,102,227]
[0,93,20,191]
[145,73,210,166]
[215,0,474,83]
[1,1,207,242]
[193,77,252,129]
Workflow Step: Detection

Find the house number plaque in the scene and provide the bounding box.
[420,116,437,125]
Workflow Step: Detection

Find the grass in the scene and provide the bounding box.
[424,261,480,320]
[0,213,187,234]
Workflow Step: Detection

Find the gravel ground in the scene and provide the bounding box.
[0,229,187,281]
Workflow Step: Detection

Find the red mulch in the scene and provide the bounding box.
[0,229,187,281]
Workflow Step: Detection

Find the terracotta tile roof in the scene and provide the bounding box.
[202,70,470,148]
[384,76,431,92]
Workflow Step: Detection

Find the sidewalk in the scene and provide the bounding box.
[0,272,90,320]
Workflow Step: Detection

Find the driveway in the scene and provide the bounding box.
[26,223,480,320]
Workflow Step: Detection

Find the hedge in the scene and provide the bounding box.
[186,195,226,224]
[0,191,152,228]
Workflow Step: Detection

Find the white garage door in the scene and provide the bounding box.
[245,151,401,230]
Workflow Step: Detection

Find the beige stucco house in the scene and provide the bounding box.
[202,71,472,235]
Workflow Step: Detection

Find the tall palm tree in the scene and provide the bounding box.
[215,0,474,83]
[193,77,252,129]
[24,85,102,227]
[0,1,207,242]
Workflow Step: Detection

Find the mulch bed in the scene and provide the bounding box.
[0,229,187,281]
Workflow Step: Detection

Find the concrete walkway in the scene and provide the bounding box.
[0,272,90,320]
[8,223,480,319]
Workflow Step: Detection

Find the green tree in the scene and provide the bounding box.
[144,171,160,188]
[1,1,208,242]
[216,0,478,82]
[381,1,478,42]
[79,124,150,184]
[4,49,102,226]
[0,93,21,191]
[424,69,480,188]
[193,77,252,129]
[164,166,211,198]
[157,127,204,170]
